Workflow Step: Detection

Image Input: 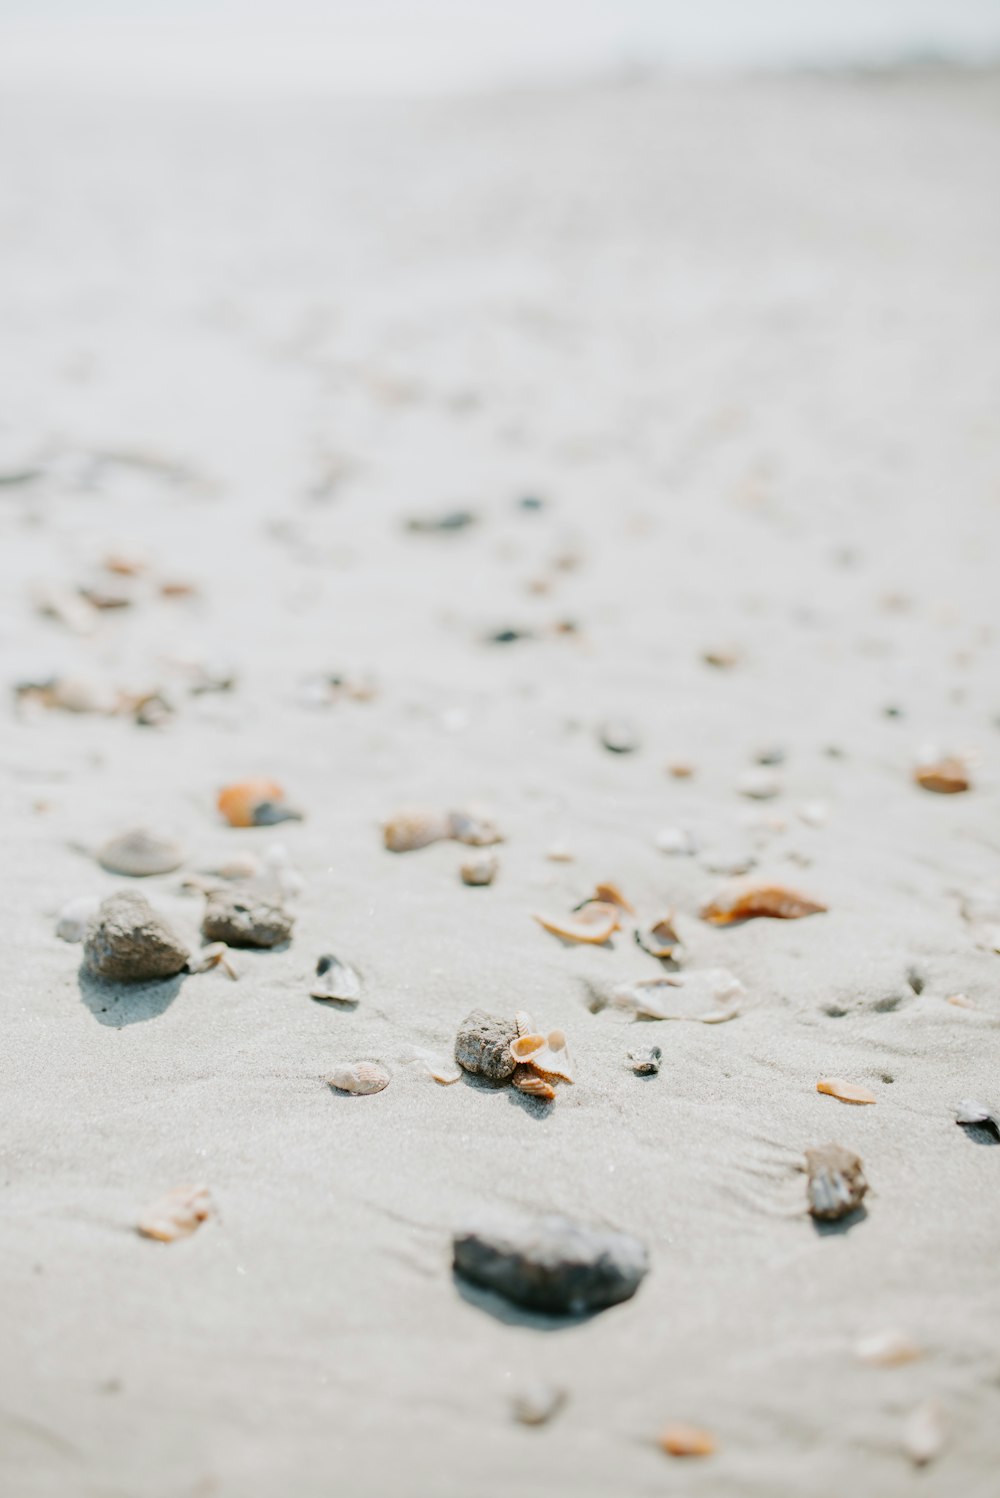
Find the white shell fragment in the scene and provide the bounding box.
[736,767,782,799]
[401,1046,462,1085]
[186,942,239,979]
[612,969,744,1022]
[511,1381,567,1426]
[310,954,362,1003]
[56,894,100,942]
[97,828,185,877]
[655,826,697,856]
[327,1062,390,1095]
[460,852,498,886]
[902,1400,946,1467]
[854,1330,922,1367]
[137,1184,212,1242]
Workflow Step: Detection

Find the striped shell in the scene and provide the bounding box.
[327,1062,390,1095]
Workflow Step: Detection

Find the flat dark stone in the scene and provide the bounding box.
[454,1211,648,1316]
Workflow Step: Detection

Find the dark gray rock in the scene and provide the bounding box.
[201,889,294,949]
[83,891,189,983]
[454,1008,518,1082]
[454,1211,648,1315]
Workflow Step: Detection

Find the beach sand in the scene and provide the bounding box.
[1,69,999,1497]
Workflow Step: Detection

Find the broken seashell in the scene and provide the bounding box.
[401,1047,462,1085]
[588,881,634,914]
[137,1184,211,1242]
[460,852,498,886]
[635,914,681,959]
[612,970,744,1023]
[914,756,969,794]
[511,1381,566,1426]
[628,1045,662,1076]
[527,1032,574,1084]
[599,719,639,754]
[855,1331,922,1367]
[955,1099,1000,1136]
[946,992,976,1009]
[56,894,100,943]
[658,1423,715,1457]
[737,767,782,800]
[902,1400,946,1467]
[655,826,697,856]
[534,901,619,945]
[701,881,827,925]
[805,1144,867,1220]
[327,1062,390,1095]
[217,779,301,828]
[97,828,184,878]
[511,1067,556,1101]
[33,582,98,635]
[511,1033,546,1061]
[447,809,502,846]
[816,1078,877,1105]
[186,942,239,979]
[310,953,362,1003]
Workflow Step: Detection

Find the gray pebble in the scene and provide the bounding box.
[201,889,294,949]
[453,1210,649,1315]
[454,1008,518,1082]
[628,1045,662,1076]
[83,891,189,983]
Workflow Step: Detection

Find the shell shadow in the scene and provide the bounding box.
[811,1204,869,1237]
[77,968,184,1026]
[457,1071,556,1121]
[452,1271,593,1330]
[958,1122,1000,1147]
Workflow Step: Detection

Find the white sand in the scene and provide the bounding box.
[1,70,999,1497]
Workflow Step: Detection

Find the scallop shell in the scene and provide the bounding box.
[327,1062,390,1095]
[816,1077,877,1105]
[217,779,300,828]
[658,1423,715,1457]
[511,1066,556,1101]
[534,901,620,945]
[700,881,827,925]
[612,970,744,1022]
[137,1184,211,1242]
[97,828,185,878]
[310,954,362,1003]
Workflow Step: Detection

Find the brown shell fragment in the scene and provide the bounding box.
[805,1144,868,1220]
[816,1077,877,1105]
[137,1184,211,1242]
[511,1066,556,1101]
[701,881,827,925]
[635,914,681,959]
[534,901,619,945]
[590,881,634,914]
[659,1423,715,1458]
[218,779,301,828]
[914,756,969,794]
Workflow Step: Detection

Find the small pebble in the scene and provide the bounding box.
[460,853,498,886]
[97,828,185,878]
[599,720,639,754]
[83,892,190,983]
[201,889,294,949]
[736,767,782,800]
[406,510,476,533]
[453,1210,648,1315]
[655,826,697,856]
[628,1045,662,1076]
[511,1381,566,1425]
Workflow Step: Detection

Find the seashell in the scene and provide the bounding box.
[701,881,826,925]
[79,579,134,610]
[736,767,782,800]
[310,953,362,1003]
[455,1010,519,1082]
[460,852,498,886]
[628,1045,662,1076]
[599,720,639,754]
[534,901,620,945]
[103,550,147,576]
[701,847,757,877]
[816,1078,877,1105]
[137,1184,211,1242]
[327,1062,390,1095]
[805,1144,867,1220]
[702,646,739,669]
[383,809,451,852]
[658,1423,715,1457]
[655,826,697,856]
[946,993,976,1009]
[447,809,502,847]
[797,800,829,827]
[545,844,575,862]
[514,1010,534,1039]
[50,676,119,714]
[56,894,100,943]
[217,779,302,828]
[855,1331,922,1367]
[511,1033,546,1061]
[665,761,695,779]
[97,828,184,878]
[511,1067,556,1101]
[186,942,239,978]
[401,1047,462,1084]
[511,1381,566,1426]
[527,1031,574,1084]
[914,756,969,794]
[955,1099,1000,1136]
[635,914,681,959]
[33,582,98,635]
[902,1400,946,1467]
[588,881,634,915]
[612,970,744,1023]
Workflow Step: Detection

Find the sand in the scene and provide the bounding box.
[1,69,999,1498]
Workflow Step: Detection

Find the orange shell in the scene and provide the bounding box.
[816,1077,877,1105]
[534,901,620,945]
[511,1033,546,1060]
[591,881,635,914]
[914,758,969,794]
[511,1067,556,1101]
[659,1423,715,1457]
[701,882,826,926]
[218,778,285,828]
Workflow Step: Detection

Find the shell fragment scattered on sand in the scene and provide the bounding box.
[634,914,681,959]
[955,1099,1000,1137]
[383,807,502,853]
[628,1045,662,1076]
[511,1381,566,1426]
[658,1423,715,1457]
[816,1078,877,1105]
[310,953,362,1003]
[914,755,970,794]
[217,779,303,828]
[902,1401,946,1467]
[701,881,827,925]
[137,1184,212,1242]
[534,901,620,944]
[612,970,744,1023]
[186,942,239,979]
[854,1331,922,1367]
[460,852,498,886]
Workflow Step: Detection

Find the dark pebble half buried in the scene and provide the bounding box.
[200,889,294,949]
[454,1211,649,1315]
[83,891,190,983]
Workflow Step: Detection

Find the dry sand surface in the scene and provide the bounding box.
[1,69,999,1498]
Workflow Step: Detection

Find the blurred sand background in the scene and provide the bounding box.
[1,5,1000,1496]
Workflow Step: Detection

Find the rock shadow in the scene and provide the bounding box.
[77,968,184,1027]
[452,1272,593,1330]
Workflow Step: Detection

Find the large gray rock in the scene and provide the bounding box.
[83,891,189,983]
[454,1008,518,1082]
[453,1211,649,1315]
[201,888,294,949]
